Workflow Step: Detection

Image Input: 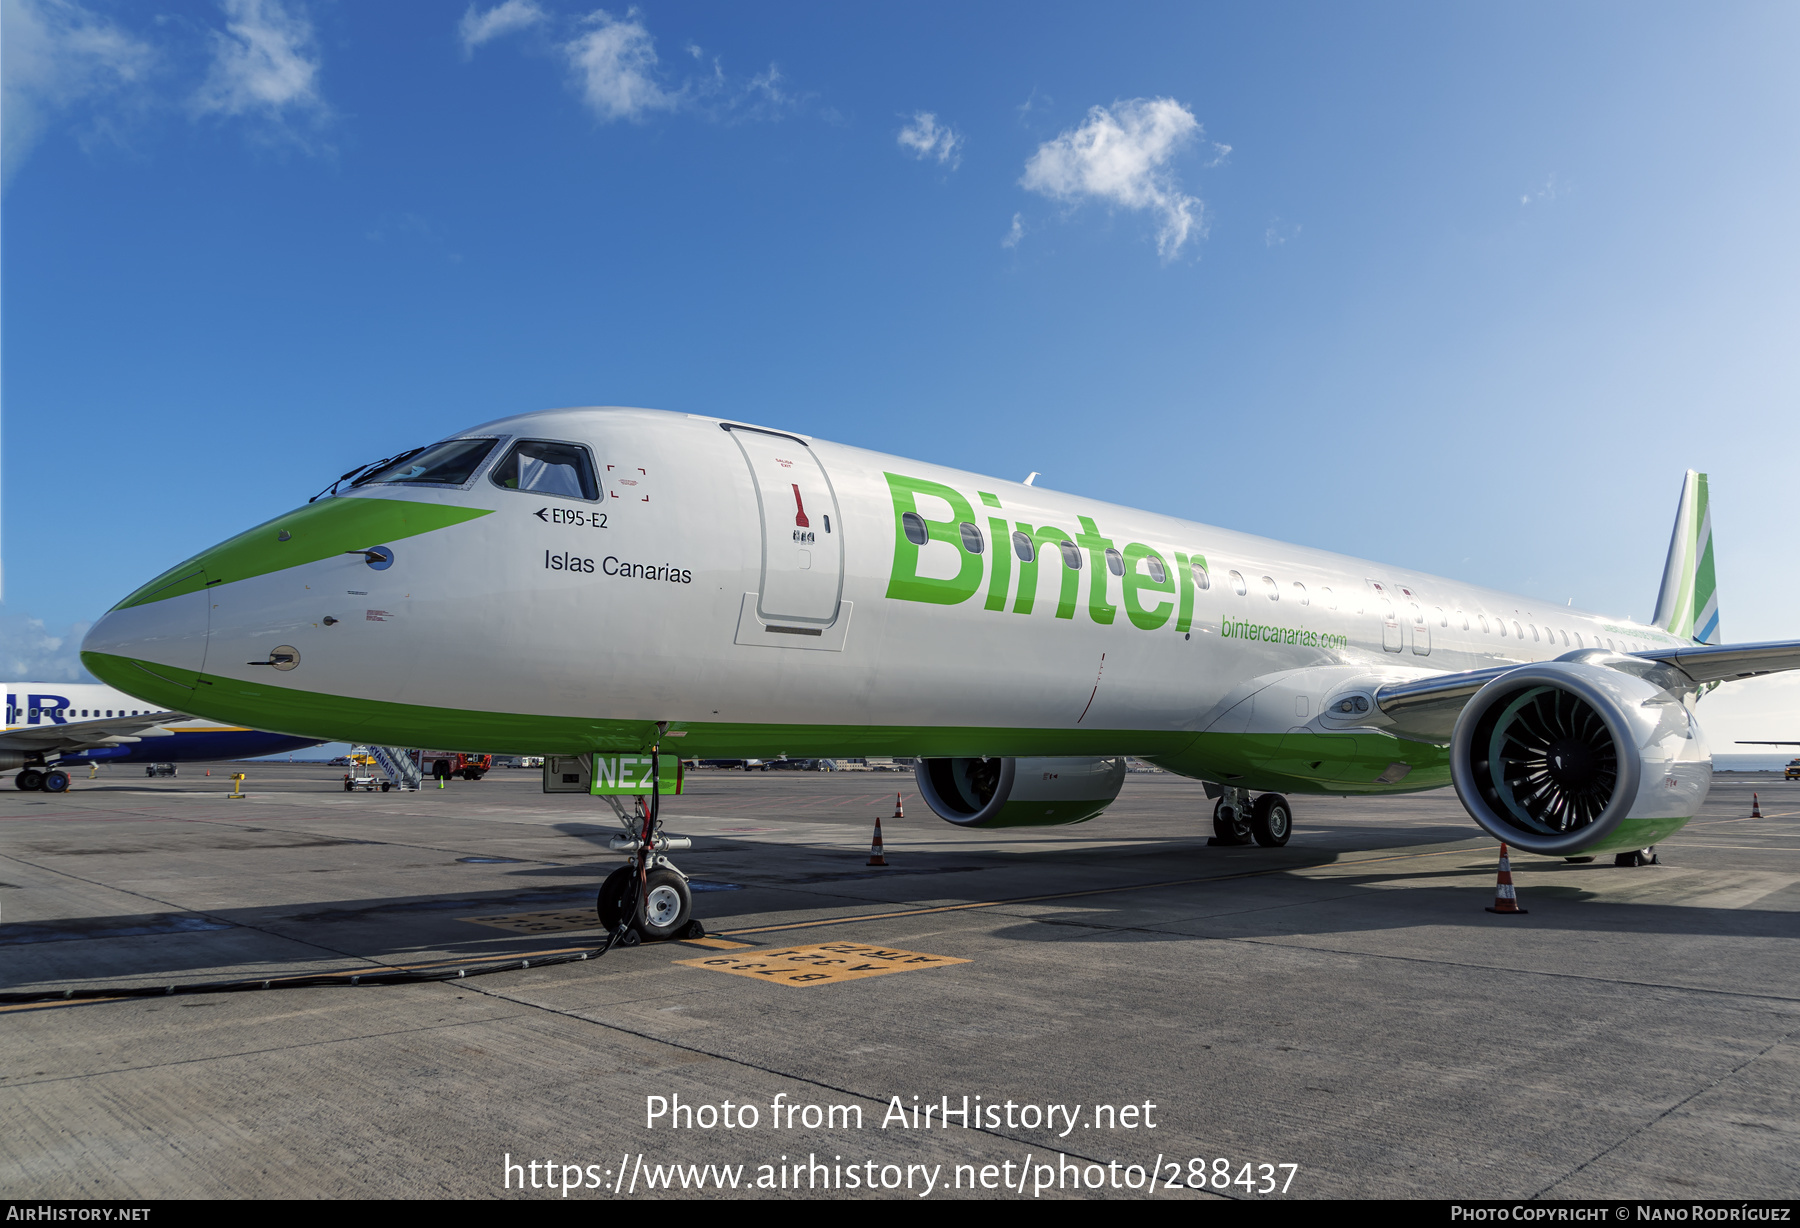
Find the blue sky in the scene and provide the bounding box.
[5,1,1799,739]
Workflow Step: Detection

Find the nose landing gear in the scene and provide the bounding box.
[595,790,705,944]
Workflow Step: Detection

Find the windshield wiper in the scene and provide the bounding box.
[307,448,425,503]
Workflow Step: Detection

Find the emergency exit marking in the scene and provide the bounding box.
[673,942,969,987]
[461,909,601,934]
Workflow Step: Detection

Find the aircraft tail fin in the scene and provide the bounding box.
[1652,470,1720,645]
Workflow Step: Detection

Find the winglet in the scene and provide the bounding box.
[1653,470,1719,645]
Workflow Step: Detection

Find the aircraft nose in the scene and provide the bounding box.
[81,579,211,698]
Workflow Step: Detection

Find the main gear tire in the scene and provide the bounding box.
[1251,793,1292,847]
[1212,799,1252,844]
[17,769,44,791]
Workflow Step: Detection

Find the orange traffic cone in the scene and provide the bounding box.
[1486,843,1528,915]
[868,795,897,866]
[1751,793,1762,818]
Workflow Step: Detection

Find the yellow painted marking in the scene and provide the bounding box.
[681,937,755,950]
[675,941,968,987]
[461,908,600,934]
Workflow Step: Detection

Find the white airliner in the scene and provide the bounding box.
[79,408,1800,936]
[2,682,323,792]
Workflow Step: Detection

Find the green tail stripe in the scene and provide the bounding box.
[1655,471,1717,644]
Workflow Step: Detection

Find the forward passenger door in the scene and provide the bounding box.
[726,425,845,626]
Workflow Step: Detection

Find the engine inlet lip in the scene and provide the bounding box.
[1450,662,1643,858]
[914,757,1018,827]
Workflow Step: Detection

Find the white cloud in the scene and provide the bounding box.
[1015,87,1049,123]
[192,0,324,125]
[739,64,789,113]
[1265,216,1301,247]
[1002,212,1023,249]
[897,111,962,169]
[0,613,94,682]
[463,10,797,125]
[563,8,677,122]
[1521,172,1561,206]
[1,0,155,185]
[1020,97,1210,261]
[459,0,545,57]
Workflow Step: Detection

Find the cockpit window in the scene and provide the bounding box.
[490,440,600,500]
[358,438,498,488]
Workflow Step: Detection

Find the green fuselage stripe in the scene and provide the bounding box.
[82,650,1451,796]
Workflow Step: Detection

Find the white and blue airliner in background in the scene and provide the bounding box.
[3,683,323,792]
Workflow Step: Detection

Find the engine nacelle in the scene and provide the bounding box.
[1450,659,1711,857]
[914,756,1127,828]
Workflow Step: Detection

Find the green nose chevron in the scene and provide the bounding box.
[111,497,492,610]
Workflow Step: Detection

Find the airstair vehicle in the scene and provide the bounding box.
[343,745,424,792]
[372,745,424,791]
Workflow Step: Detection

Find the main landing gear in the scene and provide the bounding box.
[1210,786,1292,847]
[13,768,69,793]
[1614,846,1660,867]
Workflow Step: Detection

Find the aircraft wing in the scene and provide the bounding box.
[0,712,189,755]
[1371,639,1800,744]
[1633,639,1800,684]
[1373,666,1518,743]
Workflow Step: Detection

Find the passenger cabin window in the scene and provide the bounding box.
[1437,608,1447,627]
[1191,562,1211,590]
[1529,624,1539,641]
[1263,576,1279,601]
[361,437,498,488]
[1321,586,1336,609]
[1229,571,1247,596]
[1145,556,1167,585]
[1560,630,1570,647]
[1293,582,1308,605]
[1410,603,1423,624]
[959,523,984,554]
[1058,541,1082,570]
[1012,531,1035,562]
[1497,620,1507,637]
[1513,621,1524,639]
[490,440,599,500]
[1574,633,1584,648]
[902,513,929,547]
[1105,548,1124,577]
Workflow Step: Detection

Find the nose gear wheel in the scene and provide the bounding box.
[597,865,693,941]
